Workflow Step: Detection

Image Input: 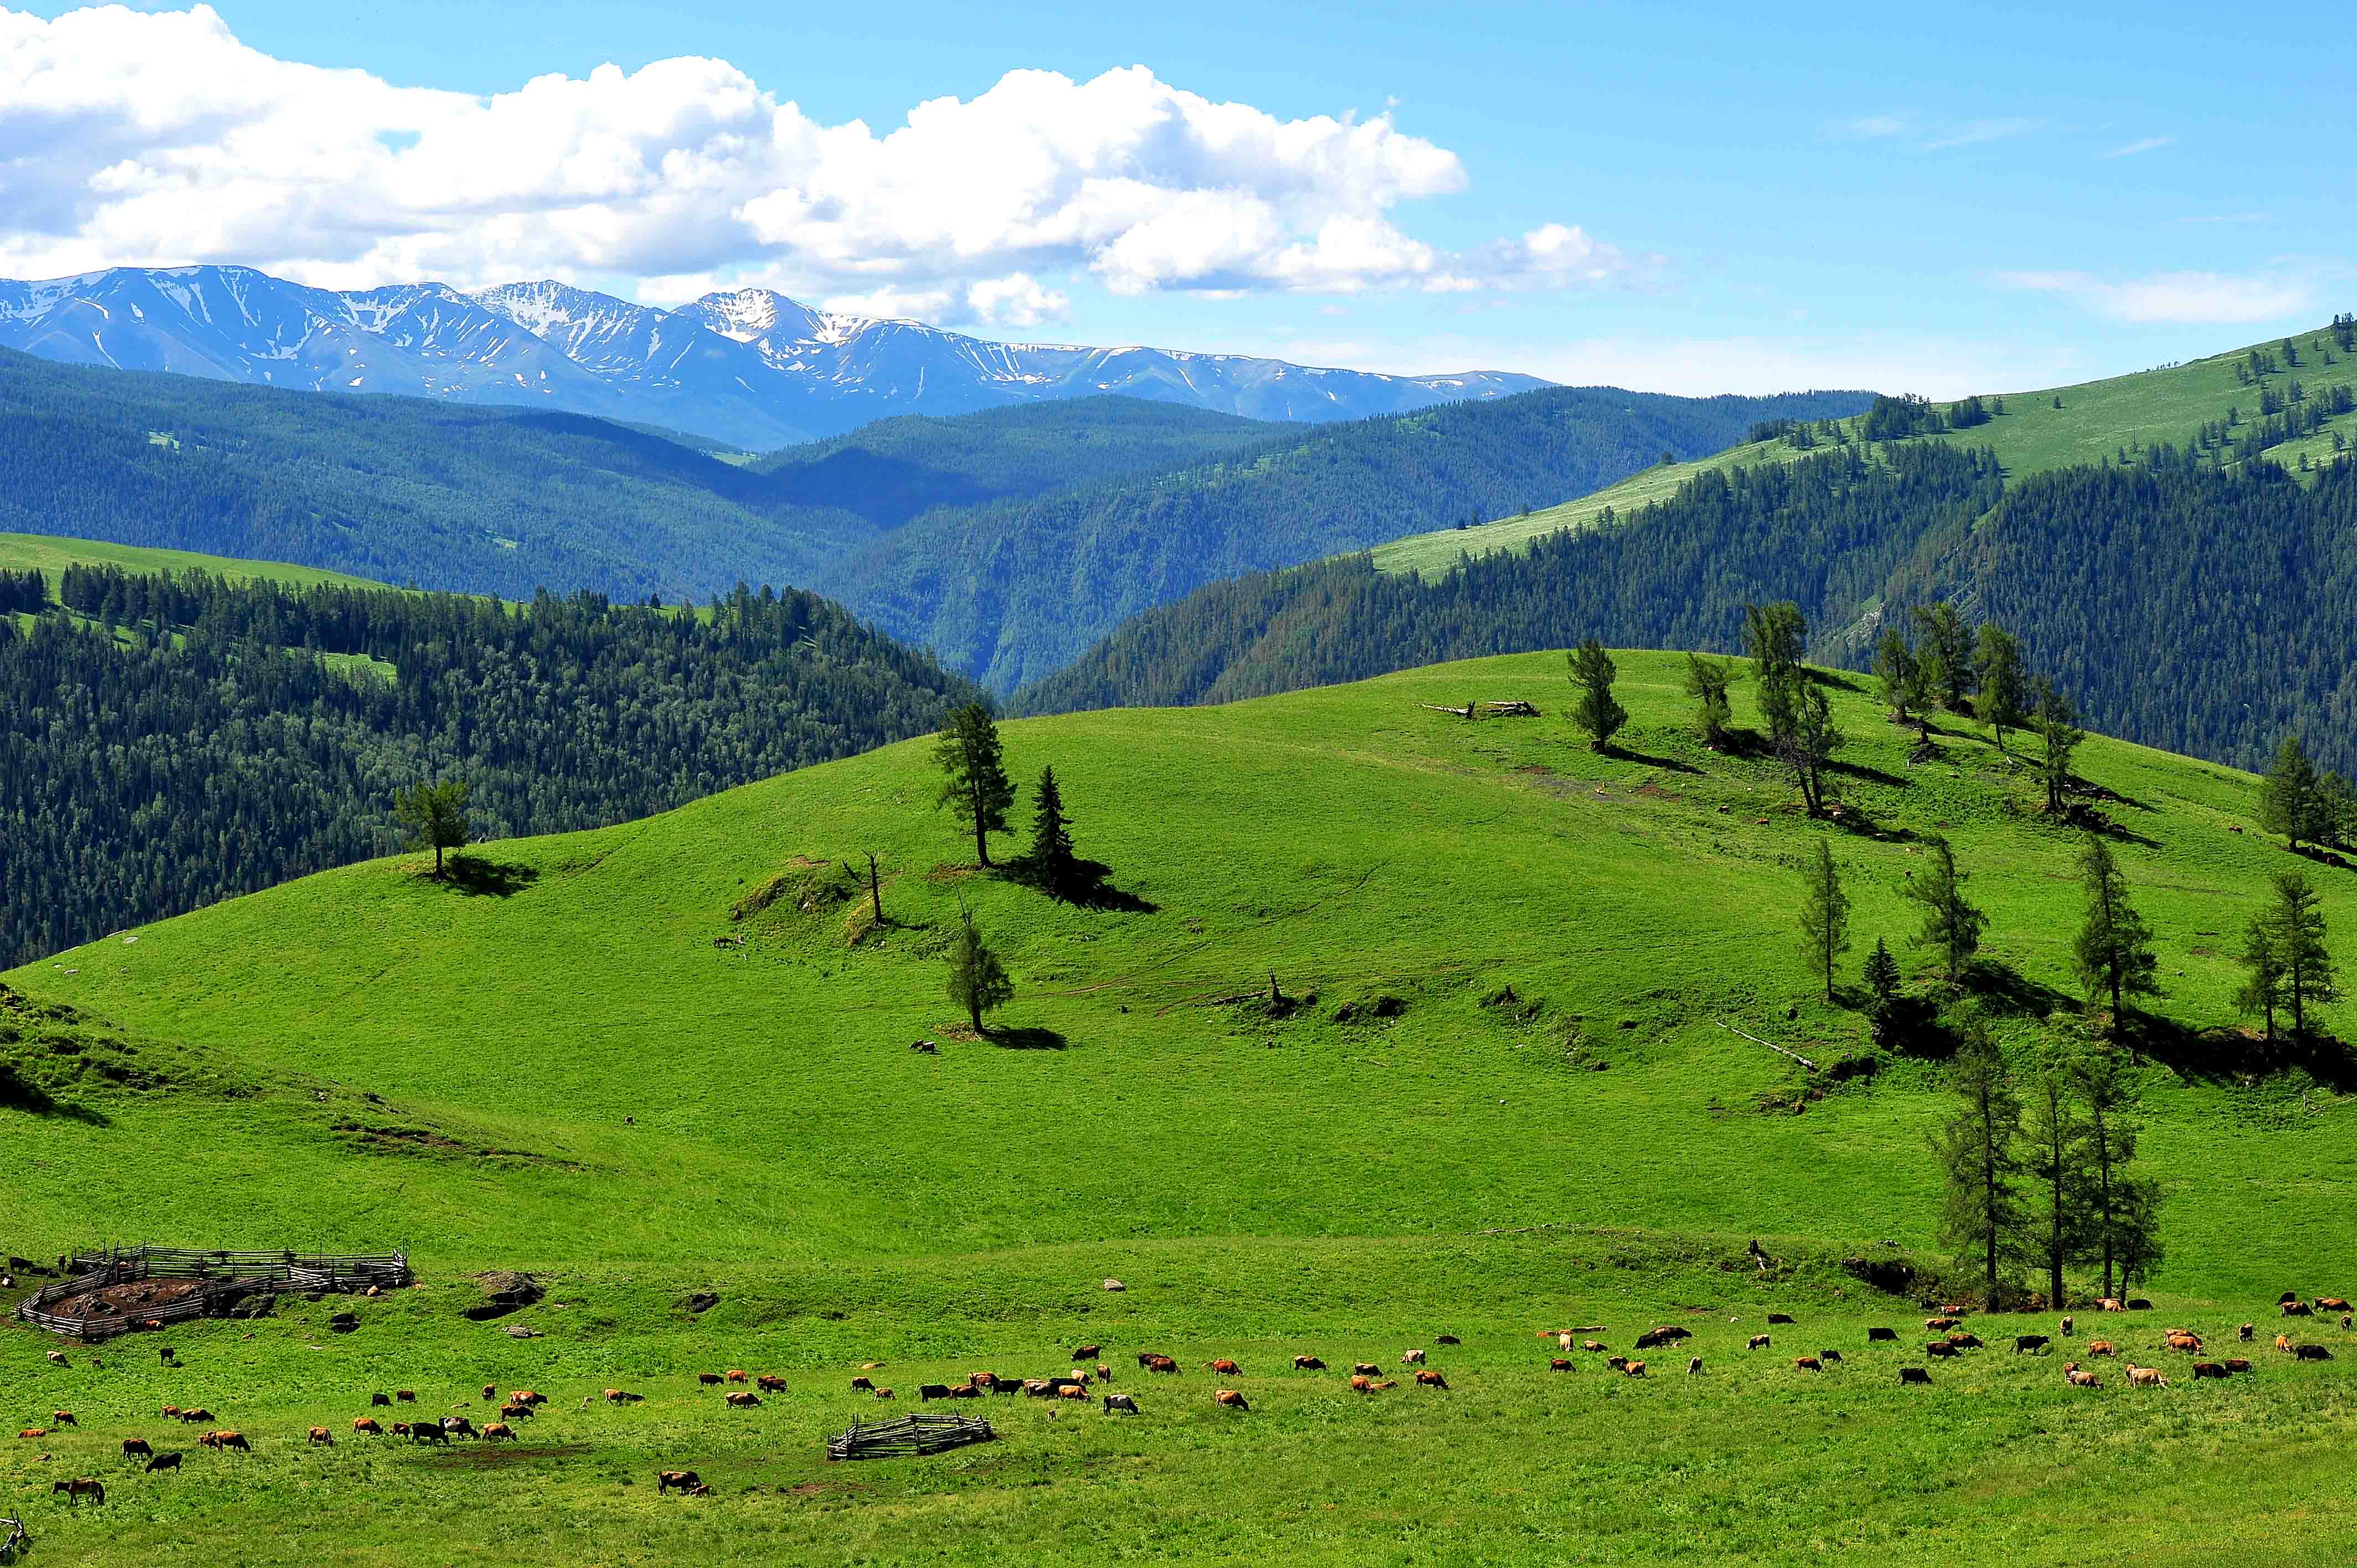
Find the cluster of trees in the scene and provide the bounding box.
[0,569,974,966]
[0,567,44,615]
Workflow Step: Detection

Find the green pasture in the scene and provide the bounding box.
[0,533,388,596]
[7,650,2357,1559]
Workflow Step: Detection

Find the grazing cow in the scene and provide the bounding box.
[162,1406,181,1419]
[370,1392,392,1407]
[1867,1327,1898,1343]
[146,1452,183,1472]
[872,1388,894,1400]
[2282,1301,2314,1317]
[1820,1350,1844,1364]
[353,1418,384,1436]
[2276,1334,2295,1354]
[1097,1365,1113,1384]
[1687,1357,1705,1375]
[395,1390,416,1404]
[1794,1356,1822,1372]
[946,1385,982,1400]
[308,1427,333,1446]
[2014,1335,2050,1355]
[1898,1368,1931,1385]
[2087,1340,2117,1358]
[2344,1315,2354,1332]
[2098,1298,2125,1313]
[1635,1328,1674,1351]
[2059,1316,2074,1337]
[122,1437,153,1458]
[658,1470,703,1494]
[726,1370,749,1384]
[52,1478,105,1505]
[1024,1380,1054,1398]
[1214,1389,1249,1411]
[1560,1333,1576,1351]
[1767,1313,1795,1325]
[1550,1358,1574,1371]
[1067,1369,1093,1386]
[758,1375,787,1393]
[2126,1299,2153,1311]
[500,1404,533,1423]
[604,1389,645,1404]
[483,1384,498,1401]
[1350,1375,1376,1392]
[698,1373,724,1386]
[851,1376,876,1391]
[1924,1317,1959,1333]
[1146,1356,1180,1375]
[2193,1362,2229,1380]
[1353,1362,1382,1377]
[2126,1364,2168,1388]
[1747,1335,1772,1351]
[1606,1356,1630,1371]
[2296,1344,2334,1361]
[46,1350,67,1366]
[409,1422,450,1444]
[1206,1359,1243,1376]
[1582,1340,1607,1354]
[482,1422,516,1441]
[920,1384,957,1402]
[47,1409,76,1427]
[2318,1297,2353,1312]
[989,1376,1024,1394]
[1071,1345,1101,1361]
[724,1391,762,1408]
[178,1409,214,1424]
[2066,1366,2102,1389]
[1947,1333,1984,1350]
[442,1417,477,1437]
[17,1430,45,1440]
[1294,1356,1327,1371]
[1402,1350,1427,1366]
[1136,1352,1166,1368]
[1622,1361,1646,1379]
[1437,1335,1461,1346]
[2238,1323,2255,1342]
[1924,1342,1959,1359]
[1103,1394,1140,1415]
[2224,1358,2253,1374]
[390,1424,411,1438]
[1416,1370,1450,1389]
[209,1432,251,1452]
[1056,1384,1090,1401]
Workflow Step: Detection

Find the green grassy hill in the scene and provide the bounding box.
[5,651,2354,1562]
[0,532,388,596]
[1374,322,2357,577]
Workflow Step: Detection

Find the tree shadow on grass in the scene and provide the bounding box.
[985,1025,1068,1051]
[2129,1014,2357,1091]
[0,1062,109,1124]
[438,857,541,898]
[1603,745,1704,776]
[1005,858,1157,914]
[1962,960,2078,1021]
[1828,756,1911,789]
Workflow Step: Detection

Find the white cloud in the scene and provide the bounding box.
[1922,117,2035,151]
[2099,135,2174,158]
[0,6,1634,308]
[1996,268,2318,324]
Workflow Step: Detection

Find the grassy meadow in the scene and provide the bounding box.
[7,651,2357,1561]
[1373,322,2357,577]
[0,533,388,596]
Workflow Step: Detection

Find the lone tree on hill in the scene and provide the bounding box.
[2258,735,2324,852]
[2235,911,2287,1041]
[1023,765,1079,896]
[2032,679,2083,816]
[945,905,1013,1034]
[1682,652,1735,749]
[1903,836,1986,986]
[393,777,471,875]
[1797,839,1851,1002]
[1974,625,2029,751]
[2020,1062,2092,1314]
[1912,602,1975,713]
[1566,639,1627,752]
[2072,834,2160,1033]
[2268,871,2339,1038]
[934,702,1016,867]
[1931,1022,2025,1308]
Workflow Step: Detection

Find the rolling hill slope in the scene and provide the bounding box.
[6,652,2356,1564]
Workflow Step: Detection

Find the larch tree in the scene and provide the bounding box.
[393,777,471,875]
[945,905,1014,1033]
[1683,652,1735,749]
[1974,624,2029,751]
[1903,835,1987,986]
[1745,601,1808,740]
[2032,679,2083,817]
[1797,838,1851,1002]
[2235,911,2286,1041]
[1912,602,1975,713]
[1932,1023,2025,1308]
[2020,1063,2092,1313]
[1778,684,1846,816]
[934,701,1016,867]
[1566,639,1628,753]
[2071,833,2160,1034]
[1872,628,1921,726]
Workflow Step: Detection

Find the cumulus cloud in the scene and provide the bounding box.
[1997,268,2318,324]
[0,5,1632,310]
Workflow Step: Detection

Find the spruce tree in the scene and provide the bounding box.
[934,702,1016,867]
[1566,639,1628,752]
[1903,835,1987,985]
[1974,624,2029,751]
[2020,1064,2091,1313]
[2072,833,2160,1032]
[2235,912,2286,1041]
[1912,602,1975,712]
[1682,652,1734,749]
[2032,679,2083,816]
[945,905,1013,1033]
[2271,871,2339,1037]
[1024,765,1078,895]
[2258,736,2322,852]
[392,777,471,875]
[1931,1023,2024,1308]
[1797,838,1851,1002]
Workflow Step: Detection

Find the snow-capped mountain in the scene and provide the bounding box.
[0,265,1548,450]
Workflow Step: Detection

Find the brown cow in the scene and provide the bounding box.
[658,1470,703,1494]
[725,1391,762,1408]
[1747,1335,1772,1350]
[2165,1331,2203,1353]
[1205,1359,1242,1376]
[482,1384,498,1400]
[1293,1356,1326,1371]
[1898,1367,1931,1385]
[1214,1389,1249,1410]
[2059,1315,2075,1337]
[1415,1370,1449,1389]
[52,1478,105,1505]
[1145,1356,1179,1375]
[2192,1362,2229,1379]
[2224,1358,2253,1374]
[1402,1350,1427,1366]
[1350,1376,1380,1392]
[395,1390,416,1404]
[758,1375,788,1392]
[1924,1317,1959,1332]
[1606,1356,1629,1371]
[698,1373,724,1386]
[2126,1364,2167,1388]
[1947,1333,1984,1350]
[390,1424,411,1438]
[122,1437,153,1458]
[872,1388,895,1400]
[1924,1342,1959,1359]
[2276,1334,2295,1354]
[208,1431,251,1452]
[605,1389,645,1404]
[2318,1297,2353,1312]
[1096,1364,1112,1384]
[353,1418,384,1435]
[1352,1361,1382,1376]
[2282,1301,2314,1317]
[1582,1340,1607,1354]
[178,1409,215,1424]
[1621,1361,1646,1379]
[1071,1344,1101,1361]
[308,1427,333,1445]
[18,1429,48,1440]
[1687,1356,1705,1375]
[161,1406,181,1419]
[482,1422,516,1441]
[1549,1357,1573,1371]
[1056,1384,1089,1401]
[2066,1366,2102,1389]
[725,1370,749,1384]
[851,1376,876,1391]
[2098,1298,2124,1312]
[2087,1340,2117,1358]
[500,1403,533,1422]
[511,1390,548,1405]
[1794,1356,1823,1372]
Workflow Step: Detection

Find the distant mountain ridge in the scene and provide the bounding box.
[0,265,1550,449]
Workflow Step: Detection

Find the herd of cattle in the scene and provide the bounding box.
[13,1293,2349,1504]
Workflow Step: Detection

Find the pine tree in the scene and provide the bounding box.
[1797,839,1851,1002]
[2032,679,2083,816]
[1931,1023,2024,1308]
[1682,652,1735,749]
[392,777,471,875]
[1566,639,1627,752]
[2235,912,2286,1041]
[1778,684,1845,816]
[945,905,1013,1033]
[934,702,1016,867]
[1023,765,1078,895]
[1872,628,1920,725]
[2258,735,2322,852]
[2072,834,2160,1033]
[1904,836,1987,985]
[1912,602,1975,712]
[2020,1064,2091,1312]
[1974,624,2029,751]
[2270,872,2339,1037]
[1744,601,1808,739]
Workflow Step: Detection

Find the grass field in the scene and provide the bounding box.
[0,533,389,596]
[1372,322,2357,577]
[7,651,2356,1561]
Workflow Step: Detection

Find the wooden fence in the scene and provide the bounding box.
[827,1414,996,1461]
[12,1245,410,1340]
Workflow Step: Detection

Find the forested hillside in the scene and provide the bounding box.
[813,386,1873,692]
[0,568,972,966]
[1021,443,2357,782]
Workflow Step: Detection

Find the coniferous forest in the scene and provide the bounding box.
[0,570,974,966]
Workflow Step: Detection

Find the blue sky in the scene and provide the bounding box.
[3,1,2349,395]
